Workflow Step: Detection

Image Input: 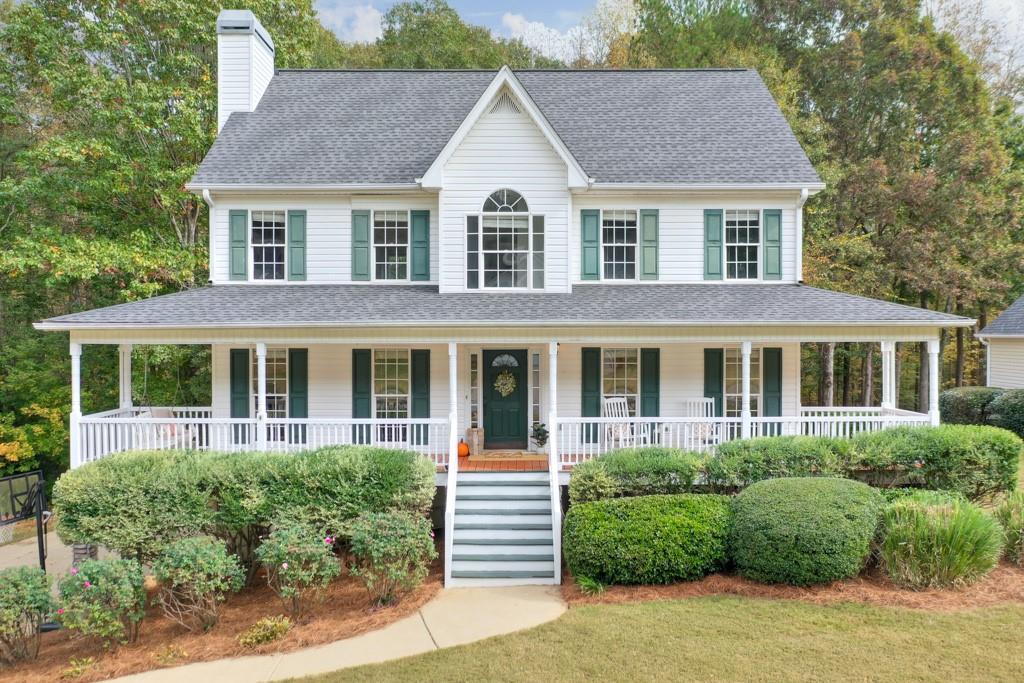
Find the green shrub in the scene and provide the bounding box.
[568,460,619,504]
[0,567,54,665]
[879,496,1004,589]
[729,478,883,586]
[849,425,1021,500]
[237,615,291,649]
[57,558,146,646]
[989,389,1024,439]
[349,511,437,605]
[53,451,211,562]
[563,494,731,585]
[569,447,702,504]
[995,491,1024,566]
[256,522,340,617]
[940,387,1004,425]
[153,536,244,631]
[706,436,849,492]
[878,488,964,505]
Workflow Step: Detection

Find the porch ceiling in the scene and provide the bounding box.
[36,283,971,331]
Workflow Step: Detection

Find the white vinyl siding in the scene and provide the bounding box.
[439,90,570,292]
[988,339,1024,389]
[572,194,800,283]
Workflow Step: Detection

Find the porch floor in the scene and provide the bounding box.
[454,456,548,472]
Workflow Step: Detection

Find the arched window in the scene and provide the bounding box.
[482,189,528,213]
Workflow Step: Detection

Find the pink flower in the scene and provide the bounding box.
[57,608,64,615]
[281,562,289,570]
[429,531,435,539]
[324,536,334,545]
[83,581,91,588]
[70,567,78,576]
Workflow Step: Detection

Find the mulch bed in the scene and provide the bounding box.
[3,559,443,683]
[562,561,1024,612]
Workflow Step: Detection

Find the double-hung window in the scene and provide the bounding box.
[724,347,761,417]
[467,189,544,289]
[601,210,638,280]
[373,349,409,442]
[602,348,640,416]
[251,210,286,280]
[373,210,409,280]
[725,209,760,280]
[252,348,288,440]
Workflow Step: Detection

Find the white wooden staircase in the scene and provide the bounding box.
[448,471,557,585]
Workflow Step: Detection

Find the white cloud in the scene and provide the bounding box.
[316,1,383,43]
[501,12,586,63]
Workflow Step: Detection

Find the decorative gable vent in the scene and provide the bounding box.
[490,90,522,115]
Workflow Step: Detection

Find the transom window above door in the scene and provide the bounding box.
[467,189,544,290]
[373,210,409,280]
[251,210,286,280]
[601,210,638,280]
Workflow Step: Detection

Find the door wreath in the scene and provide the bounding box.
[494,369,517,397]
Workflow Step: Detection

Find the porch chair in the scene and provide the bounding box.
[602,396,650,449]
[682,397,719,449]
[131,407,194,450]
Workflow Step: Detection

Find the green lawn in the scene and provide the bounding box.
[303,596,1024,682]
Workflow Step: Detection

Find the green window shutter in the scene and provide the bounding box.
[704,209,723,281]
[703,348,724,417]
[288,349,308,418]
[352,349,371,444]
[639,209,659,280]
[410,349,430,445]
[287,210,307,281]
[762,347,783,417]
[580,210,600,280]
[763,209,782,280]
[229,210,248,281]
[351,210,371,281]
[640,348,660,417]
[410,210,430,281]
[581,347,601,443]
[229,348,250,418]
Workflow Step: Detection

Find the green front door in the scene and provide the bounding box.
[483,350,528,450]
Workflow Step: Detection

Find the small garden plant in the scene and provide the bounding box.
[995,491,1024,565]
[880,492,1005,589]
[256,522,340,617]
[0,566,55,665]
[57,558,146,646]
[349,511,437,606]
[237,615,292,649]
[153,536,244,631]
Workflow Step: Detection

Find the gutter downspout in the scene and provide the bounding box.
[202,189,215,284]
[796,188,809,283]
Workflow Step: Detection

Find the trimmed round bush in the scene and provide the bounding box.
[256,522,341,617]
[995,491,1024,566]
[940,386,1004,425]
[153,536,244,631]
[729,477,884,586]
[706,436,849,492]
[849,425,1021,500]
[989,389,1024,439]
[57,558,146,646]
[879,495,1004,589]
[0,566,54,665]
[349,511,437,605]
[563,494,731,585]
[568,447,702,505]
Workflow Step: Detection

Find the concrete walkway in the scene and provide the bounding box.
[112,585,566,682]
[0,531,107,575]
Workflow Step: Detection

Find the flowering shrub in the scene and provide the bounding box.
[255,523,340,617]
[349,511,437,605]
[57,559,146,646]
[153,536,244,631]
[237,615,292,649]
[0,566,55,664]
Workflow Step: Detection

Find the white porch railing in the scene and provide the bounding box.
[74,407,450,468]
[554,407,931,466]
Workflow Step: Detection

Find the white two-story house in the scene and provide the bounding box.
[36,11,972,585]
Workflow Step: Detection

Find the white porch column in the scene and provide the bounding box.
[448,342,458,461]
[70,342,82,469]
[118,344,133,411]
[880,341,893,410]
[740,341,752,439]
[928,338,941,426]
[255,342,267,451]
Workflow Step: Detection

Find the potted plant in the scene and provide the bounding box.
[530,422,549,454]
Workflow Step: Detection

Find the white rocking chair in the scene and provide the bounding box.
[131,407,194,450]
[602,397,650,449]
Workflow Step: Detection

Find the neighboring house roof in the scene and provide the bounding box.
[37,284,970,330]
[188,69,823,189]
[978,294,1024,337]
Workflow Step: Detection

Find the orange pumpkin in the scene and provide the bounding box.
[457,439,470,457]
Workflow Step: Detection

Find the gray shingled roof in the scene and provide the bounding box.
[979,294,1024,336]
[37,284,969,329]
[189,69,822,187]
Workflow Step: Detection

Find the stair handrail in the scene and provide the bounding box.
[443,409,458,585]
[548,410,561,584]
